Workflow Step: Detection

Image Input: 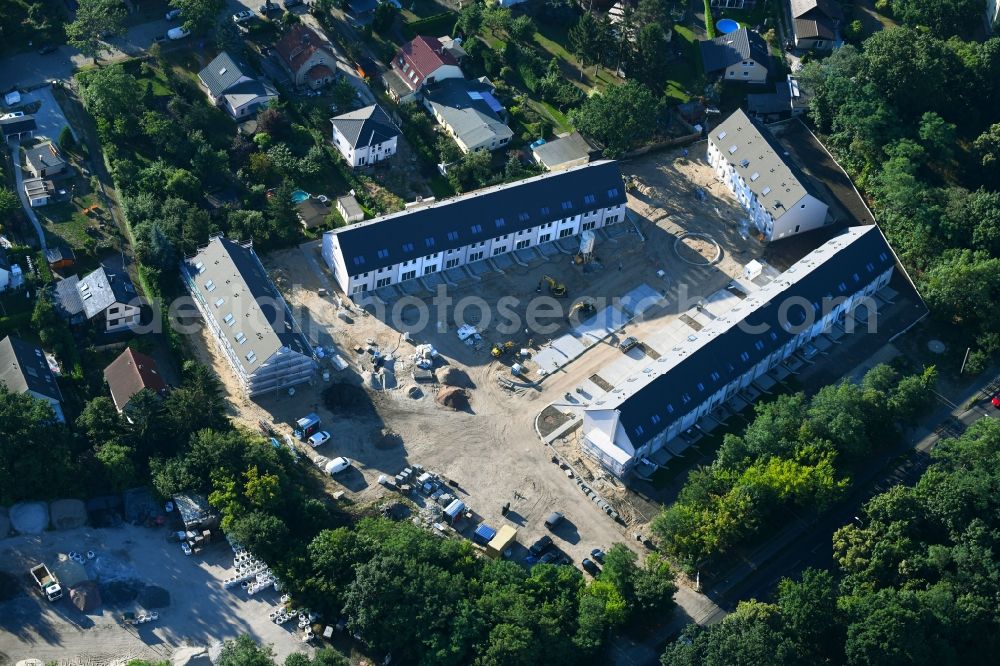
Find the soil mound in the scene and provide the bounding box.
[70,580,101,612]
[435,366,472,388]
[50,499,87,530]
[101,580,140,604]
[139,584,171,608]
[436,387,470,411]
[10,502,48,534]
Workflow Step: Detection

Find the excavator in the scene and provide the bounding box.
[491,341,515,358]
[541,275,567,298]
[567,299,596,321]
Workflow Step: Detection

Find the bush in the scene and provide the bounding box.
[704,0,716,38]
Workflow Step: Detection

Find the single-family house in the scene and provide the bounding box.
[45,246,76,271]
[336,194,364,223]
[0,335,65,422]
[322,160,626,295]
[23,177,55,207]
[24,142,66,178]
[181,236,316,397]
[699,27,771,84]
[198,51,278,120]
[747,75,809,120]
[330,104,400,168]
[532,132,596,171]
[789,0,842,50]
[103,347,168,412]
[382,35,464,103]
[54,263,142,333]
[707,109,830,241]
[274,24,338,89]
[0,114,35,143]
[581,225,904,478]
[422,78,512,153]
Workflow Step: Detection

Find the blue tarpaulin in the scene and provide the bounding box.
[474,523,496,544]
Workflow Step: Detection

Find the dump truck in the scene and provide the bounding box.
[30,563,63,601]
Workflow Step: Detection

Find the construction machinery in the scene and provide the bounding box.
[542,275,567,298]
[567,299,596,321]
[491,341,515,358]
[30,563,63,601]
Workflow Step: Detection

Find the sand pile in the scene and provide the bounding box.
[436,387,470,411]
[435,366,472,388]
[50,499,87,530]
[70,581,101,612]
[10,502,48,534]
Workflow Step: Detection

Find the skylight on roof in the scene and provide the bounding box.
[205,280,216,292]
[235,332,247,344]
[584,194,596,205]
[214,297,225,308]
[470,224,483,234]
[561,201,572,210]
[718,130,727,139]
[494,218,505,228]
[377,248,389,259]
[224,313,235,325]
[402,242,414,252]
[750,172,759,181]
[761,186,771,196]
[447,231,459,241]
[425,237,436,247]
[728,145,738,154]
[246,351,257,363]
[195,261,204,273]
[353,256,366,266]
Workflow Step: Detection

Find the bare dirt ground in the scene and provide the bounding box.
[0,525,320,665]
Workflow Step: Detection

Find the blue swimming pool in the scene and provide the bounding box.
[291,189,310,204]
[716,18,740,34]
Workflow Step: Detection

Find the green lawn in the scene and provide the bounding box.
[527,99,574,135]
[663,25,702,104]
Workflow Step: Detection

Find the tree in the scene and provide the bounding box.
[571,81,658,157]
[973,123,1000,179]
[776,568,843,662]
[917,111,957,162]
[76,397,123,446]
[0,388,72,504]
[629,24,670,93]
[66,0,126,63]
[372,1,397,33]
[95,441,138,491]
[483,5,511,36]
[448,149,493,192]
[216,635,275,666]
[170,0,225,36]
[509,15,536,44]
[165,168,202,200]
[125,388,171,459]
[568,12,601,76]
[0,187,18,223]
[165,361,228,437]
[890,0,982,38]
[454,1,483,36]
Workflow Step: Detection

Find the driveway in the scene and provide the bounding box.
[20,85,72,141]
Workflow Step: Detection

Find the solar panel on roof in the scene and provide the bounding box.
[480,91,505,114]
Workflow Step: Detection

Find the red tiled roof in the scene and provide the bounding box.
[394,35,458,88]
[274,24,333,75]
[103,348,168,411]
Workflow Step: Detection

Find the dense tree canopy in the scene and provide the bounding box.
[572,81,660,157]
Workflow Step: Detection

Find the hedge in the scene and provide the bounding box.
[403,13,456,39]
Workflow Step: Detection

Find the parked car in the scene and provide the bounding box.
[529,535,553,556]
[233,9,254,23]
[167,26,190,40]
[991,392,1000,409]
[180,541,192,556]
[165,8,181,20]
[581,558,600,575]
[259,2,283,14]
[590,548,606,564]
[537,551,559,565]
[544,511,564,530]
[325,456,351,475]
[308,431,331,447]
[37,44,58,55]
[619,336,639,353]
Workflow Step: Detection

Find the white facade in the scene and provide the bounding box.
[325,204,626,295]
[581,226,897,477]
[724,59,768,84]
[331,125,397,168]
[707,109,829,241]
[104,302,141,333]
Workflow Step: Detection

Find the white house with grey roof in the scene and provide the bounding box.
[322,160,627,295]
[182,236,316,398]
[699,28,771,84]
[582,225,899,477]
[330,104,400,168]
[198,51,277,120]
[0,335,64,422]
[54,264,142,333]
[708,109,829,241]
[422,78,512,153]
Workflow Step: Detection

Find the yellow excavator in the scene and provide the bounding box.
[542,275,568,298]
[567,299,596,321]
[491,341,515,358]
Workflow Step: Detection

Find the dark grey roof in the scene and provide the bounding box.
[700,28,770,74]
[331,160,626,277]
[330,104,399,150]
[199,51,254,98]
[791,0,843,20]
[45,246,75,264]
[614,226,895,448]
[0,335,63,403]
[77,265,138,319]
[25,143,65,171]
[747,76,809,115]
[54,275,84,317]
[423,78,511,149]
[0,115,36,136]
